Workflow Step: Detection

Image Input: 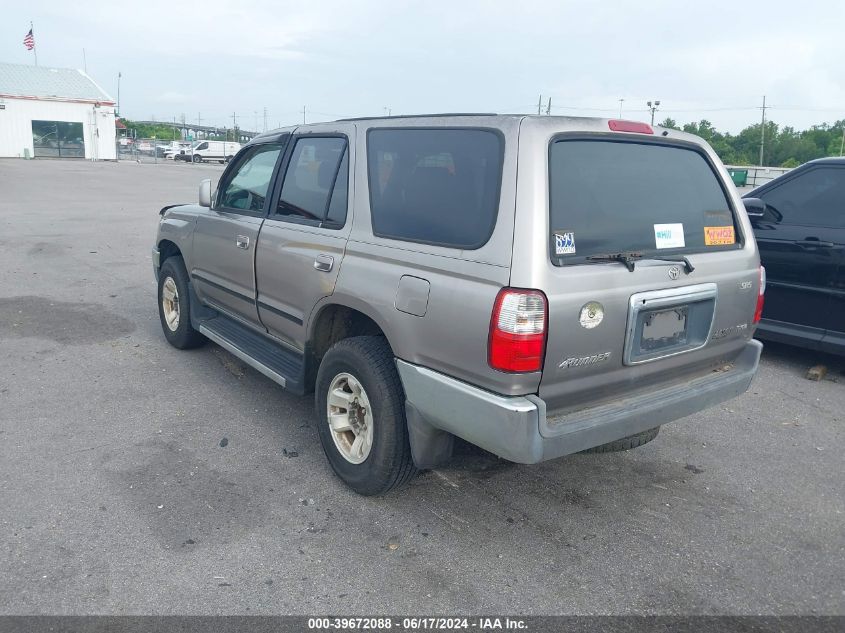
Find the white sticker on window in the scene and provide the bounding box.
[653,223,685,249]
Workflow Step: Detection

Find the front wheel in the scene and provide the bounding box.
[157,256,206,349]
[314,336,417,495]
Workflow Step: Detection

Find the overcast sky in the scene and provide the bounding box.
[3,0,844,133]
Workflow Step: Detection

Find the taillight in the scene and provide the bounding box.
[753,266,766,323]
[608,120,654,134]
[489,288,548,373]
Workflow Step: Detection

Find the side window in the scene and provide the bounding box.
[367,128,503,248]
[761,167,845,227]
[277,137,347,223]
[217,143,283,213]
[196,142,208,151]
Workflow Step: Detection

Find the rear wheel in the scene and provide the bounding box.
[192,154,202,163]
[157,256,206,349]
[581,426,660,453]
[314,336,417,495]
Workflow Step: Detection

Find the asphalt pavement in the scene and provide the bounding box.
[0,159,842,615]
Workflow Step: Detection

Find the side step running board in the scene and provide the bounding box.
[199,315,306,395]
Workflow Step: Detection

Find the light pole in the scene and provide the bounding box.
[618,98,624,118]
[647,99,661,125]
[117,72,121,116]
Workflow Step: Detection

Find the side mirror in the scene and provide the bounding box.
[743,197,781,223]
[198,179,211,207]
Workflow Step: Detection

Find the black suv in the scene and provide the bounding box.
[743,158,845,354]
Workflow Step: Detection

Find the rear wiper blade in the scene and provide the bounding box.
[646,255,695,274]
[585,251,643,272]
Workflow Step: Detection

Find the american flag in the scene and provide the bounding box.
[23,29,34,50]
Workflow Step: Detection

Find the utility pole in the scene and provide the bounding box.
[840,126,844,157]
[546,98,552,115]
[647,100,661,125]
[618,98,624,118]
[759,95,768,167]
[302,106,307,124]
[537,94,542,116]
[263,107,268,132]
[117,72,121,116]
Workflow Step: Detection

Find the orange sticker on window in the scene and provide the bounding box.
[704,226,735,246]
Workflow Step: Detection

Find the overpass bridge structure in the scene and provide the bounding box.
[134,121,260,142]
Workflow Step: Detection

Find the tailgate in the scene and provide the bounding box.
[532,133,760,414]
[538,262,759,414]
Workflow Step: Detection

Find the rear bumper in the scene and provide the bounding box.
[396,339,762,464]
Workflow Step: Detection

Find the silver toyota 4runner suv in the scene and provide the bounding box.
[153,114,764,495]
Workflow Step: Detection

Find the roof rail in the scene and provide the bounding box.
[336,112,499,122]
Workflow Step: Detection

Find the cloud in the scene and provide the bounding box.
[155,92,193,104]
[5,0,844,131]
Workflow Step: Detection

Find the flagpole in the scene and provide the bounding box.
[31,21,38,66]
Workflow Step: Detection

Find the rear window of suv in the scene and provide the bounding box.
[367,128,503,249]
[548,139,740,265]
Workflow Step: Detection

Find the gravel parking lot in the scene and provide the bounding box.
[0,159,842,615]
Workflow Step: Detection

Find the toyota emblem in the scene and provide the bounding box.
[668,266,681,280]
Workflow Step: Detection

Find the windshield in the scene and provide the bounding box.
[548,139,740,265]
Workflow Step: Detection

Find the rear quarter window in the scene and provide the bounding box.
[367,128,504,249]
[549,139,740,264]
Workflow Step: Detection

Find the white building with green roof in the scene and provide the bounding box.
[0,62,117,160]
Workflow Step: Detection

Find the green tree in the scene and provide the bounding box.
[118,118,182,140]
[671,118,845,166]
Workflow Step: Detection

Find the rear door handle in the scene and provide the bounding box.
[796,239,834,248]
[314,254,334,272]
[236,235,250,249]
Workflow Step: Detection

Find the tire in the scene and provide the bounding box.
[225,155,233,163]
[157,256,206,349]
[314,336,417,495]
[581,426,660,453]
[192,154,202,163]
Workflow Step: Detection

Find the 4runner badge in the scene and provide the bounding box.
[559,351,611,369]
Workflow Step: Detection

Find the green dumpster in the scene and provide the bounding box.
[728,169,748,187]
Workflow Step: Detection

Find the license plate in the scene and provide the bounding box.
[640,307,688,351]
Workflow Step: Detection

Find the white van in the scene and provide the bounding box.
[164,141,192,160]
[178,140,242,164]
